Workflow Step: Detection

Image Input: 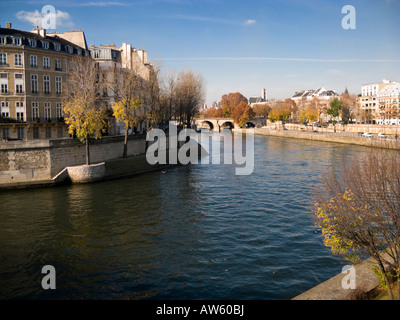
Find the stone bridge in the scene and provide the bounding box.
[193,118,266,132]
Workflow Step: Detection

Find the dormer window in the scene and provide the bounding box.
[67,45,73,54]
[13,37,21,46]
[0,36,6,45]
[54,43,61,51]
[77,48,82,55]
[42,41,49,49]
[29,39,37,47]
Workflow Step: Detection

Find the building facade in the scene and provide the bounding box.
[0,25,89,140]
[292,87,338,102]
[359,79,399,124]
[89,42,154,135]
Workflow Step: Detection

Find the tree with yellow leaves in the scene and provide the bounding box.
[63,56,107,165]
[314,150,400,299]
[112,97,143,158]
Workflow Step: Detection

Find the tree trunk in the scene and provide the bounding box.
[378,262,394,300]
[123,127,129,158]
[85,135,90,165]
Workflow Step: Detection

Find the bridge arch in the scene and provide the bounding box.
[246,122,256,128]
[219,120,234,130]
[200,120,214,131]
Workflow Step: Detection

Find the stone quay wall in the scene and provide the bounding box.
[0,135,147,185]
[254,128,400,149]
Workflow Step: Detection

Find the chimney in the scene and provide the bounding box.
[39,29,46,38]
[6,22,12,29]
[138,49,144,62]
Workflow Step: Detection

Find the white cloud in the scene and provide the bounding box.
[16,9,74,29]
[244,19,256,26]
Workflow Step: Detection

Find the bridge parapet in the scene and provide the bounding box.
[194,118,266,131]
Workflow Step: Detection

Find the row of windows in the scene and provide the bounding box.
[0,52,63,70]
[0,34,86,56]
[31,102,63,121]
[1,127,25,140]
[0,73,62,95]
[30,75,62,94]
[1,126,65,140]
[0,101,63,121]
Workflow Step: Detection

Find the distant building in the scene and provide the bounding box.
[0,23,89,140]
[292,87,338,102]
[359,79,399,124]
[249,88,268,107]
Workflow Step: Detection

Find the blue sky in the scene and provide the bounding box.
[1,0,399,105]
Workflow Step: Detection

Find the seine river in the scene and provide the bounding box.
[0,133,369,300]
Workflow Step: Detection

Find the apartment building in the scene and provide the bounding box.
[0,24,89,140]
[359,79,399,124]
[89,42,153,135]
[377,82,400,125]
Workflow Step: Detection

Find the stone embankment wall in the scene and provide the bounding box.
[0,135,147,185]
[254,128,400,149]
[270,122,400,135]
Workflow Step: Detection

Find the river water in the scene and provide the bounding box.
[0,133,369,300]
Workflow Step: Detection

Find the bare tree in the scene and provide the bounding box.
[63,56,106,165]
[159,70,178,126]
[314,150,400,299]
[175,70,206,128]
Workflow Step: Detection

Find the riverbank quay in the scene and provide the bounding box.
[254,128,400,149]
[0,135,206,190]
[292,256,380,300]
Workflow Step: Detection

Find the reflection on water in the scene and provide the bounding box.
[0,134,372,299]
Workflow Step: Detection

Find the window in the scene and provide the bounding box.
[56,102,63,119]
[1,101,9,117]
[29,39,37,47]
[55,59,61,71]
[57,126,63,138]
[14,54,22,66]
[46,127,52,138]
[13,37,21,46]
[0,36,5,45]
[1,84,7,93]
[32,102,39,120]
[30,55,37,67]
[16,101,24,122]
[54,43,61,51]
[33,127,39,139]
[1,72,8,93]
[2,128,10,140]
[55,77,62,94]
[17,127,24,140]
[0,53,7,65]
[43,57,50,68]
[43,75,50,94]
[15,74,23,94]
[31,74,38,93]
[67,45,73,54]
[42,41,49,49]
[15,83,23,94]
[44,102,51,121]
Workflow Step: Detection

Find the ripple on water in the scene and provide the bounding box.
[0,134,367,299]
